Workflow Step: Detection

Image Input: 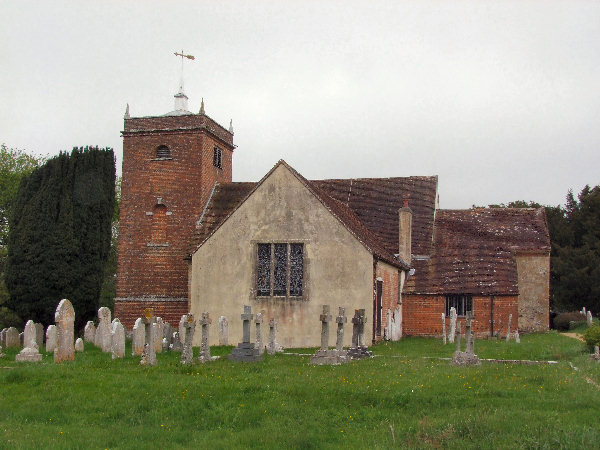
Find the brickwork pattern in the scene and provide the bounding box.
[114,299,189,330]
[402,294,518,337]
[375,263,399,341]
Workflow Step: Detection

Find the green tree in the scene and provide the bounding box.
[100,176,121,311]
[5,147,115,329]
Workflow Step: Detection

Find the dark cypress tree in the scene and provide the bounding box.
[5,147,115,329]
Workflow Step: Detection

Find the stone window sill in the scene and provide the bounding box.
[147,243,170,247]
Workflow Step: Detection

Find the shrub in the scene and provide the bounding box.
[583,326,600,352]
[553,311,586,331]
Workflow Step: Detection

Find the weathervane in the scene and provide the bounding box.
[174,50,195,92]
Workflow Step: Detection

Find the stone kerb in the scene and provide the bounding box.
[15,320,42,362]
[229,305,263,362]
[54,299,75,363]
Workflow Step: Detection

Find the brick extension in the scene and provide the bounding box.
[115,112,234,329]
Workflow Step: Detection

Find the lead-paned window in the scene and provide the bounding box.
[445,294,473,317]
[256,243,303,297]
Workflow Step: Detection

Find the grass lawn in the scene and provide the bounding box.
[1,332,599,449]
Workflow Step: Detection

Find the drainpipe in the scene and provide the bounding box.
[372,258,377,345]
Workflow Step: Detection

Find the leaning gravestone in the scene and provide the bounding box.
[75,338,84,352]
[5,327,19,348]
[15,320,42,362]
[96,307,112,352]
[54,299,75,363]
[266,318,283,355]
[218,316,229,346]
[84,321,96,343]
[198,312,216,363]
[132,318,145,356]
[34,322,44,347]
[229,305,263,362]
[140,308,157,366]
[111,320,125,359]
[347,309,372,359]
[46,325,57,353]
[180,313,196,365]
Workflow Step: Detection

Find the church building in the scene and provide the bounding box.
[115,84,550,348]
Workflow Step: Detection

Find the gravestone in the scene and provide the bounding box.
[591,345,600,361]
[180,313,195,365]
[170,331,183,352]
[95,307,112,352]
[587,311,593,327]
[154,317,164,354]
[75,338,84,352]
[441,313,447,345]
[84,321,96,343]
[448,307,457,343]
[347,309,372,359]
[254,312,264,355]
[5,327,19,348]
[140,308,157,366]
[46,325,57,353]
[34,322,44,347]
[451,312,480,366]
[514,330,520,343]
[229,305,263,362]
[111,320,125,359]
[218,316,229,345]
[311,305,349,365]
[162,322,172,351]
[0,344,3,357]
[178,315,187,346]
[506,314,513,342]
[54,299,75,363]
[15,320,42,362]
[1,329,6,347]
[198,312,216,363]
[19,332,24,347]
[266,318,283,355]
[132,318,145,356]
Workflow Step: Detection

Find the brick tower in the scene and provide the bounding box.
[115,86,234,328]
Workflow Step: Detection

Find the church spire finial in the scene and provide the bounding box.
[124,103,130,119]
[200,98,205,115]
[172,50,195,112]
[229,119,234,134]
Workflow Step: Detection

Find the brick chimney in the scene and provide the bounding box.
[398,195,412,265]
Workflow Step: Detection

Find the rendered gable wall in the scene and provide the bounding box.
[190,164,374,348]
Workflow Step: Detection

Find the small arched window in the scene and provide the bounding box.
[156,145,170,159]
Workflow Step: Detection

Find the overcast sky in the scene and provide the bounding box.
[1,1,598,209]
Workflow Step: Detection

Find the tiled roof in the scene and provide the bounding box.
[188,161,411,269]
[311,176,438,256]
[404,208,551,295]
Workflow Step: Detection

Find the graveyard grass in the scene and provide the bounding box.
[1,332,599,449]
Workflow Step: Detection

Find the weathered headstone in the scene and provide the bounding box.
[15,320,42,362]
[170,331,183,352]
[179,314,187,346]
[75,338,84,352]
[162,322,172,351]
[591,345,600,361]
[84,321,96,343]
[448,307,457,343]
[229,305,263,362]
[451,312,480,366]
[198,312,215,363]
[506,314,513,342]
[312,306,349,365]
[5,327,19,348]
[54,299,75,363]
[111,320,125,359]
[95,307,112,352]
[46,325,57,353]
[441,313,447,345]
[514,330,520,343]
[254,312,264,355]
[180,313,195,365]
[34,322,44,347]
[132,318,145,356]
[347,309,372,359]
[19,332,24,347]
[266,318,283,355]
[140,308,157,366]
[218,316,229,346]
[0,329,6,348]
[336,307,347,352]
[0,344,3,357]
[154,317,164,353]
[587,311,593,327]
[582,307,586,316]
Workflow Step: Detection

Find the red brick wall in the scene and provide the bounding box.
[402,294,518,337]
[114,300,189,329]
[116,113,234,325]
[374,262,399,342]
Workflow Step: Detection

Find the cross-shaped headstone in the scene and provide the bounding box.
[241,305,253,344]
[254,312,264,355]
[141,308,157,366]
[181,313,195,365]
[336,307,347,351]
[198,312,213,362]
[320,305,332,351]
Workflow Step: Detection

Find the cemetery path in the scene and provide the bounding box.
[562,332,584,341]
